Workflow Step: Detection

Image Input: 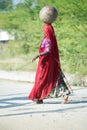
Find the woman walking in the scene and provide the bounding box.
[28,6,70,104]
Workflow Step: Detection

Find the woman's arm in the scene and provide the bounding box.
[32,38,51,62]
[32,51,49,62]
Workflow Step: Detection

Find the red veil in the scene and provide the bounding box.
[28,24,61,100]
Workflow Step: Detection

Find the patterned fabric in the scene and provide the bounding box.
[49,71,72,98]
[40,38,51,52]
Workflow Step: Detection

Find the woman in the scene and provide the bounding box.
[28,23,62,103]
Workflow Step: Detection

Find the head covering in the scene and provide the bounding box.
[43,23,55,38]
[43,24,60,60]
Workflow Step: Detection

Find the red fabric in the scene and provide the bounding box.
[28,24,61,100]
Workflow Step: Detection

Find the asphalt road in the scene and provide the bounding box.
[0,80,87,130]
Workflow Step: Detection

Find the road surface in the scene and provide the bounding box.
[0,79,87,130]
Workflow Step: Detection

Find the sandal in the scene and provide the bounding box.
[36,100,43,104]
[62,95,68,104]
[33,99,43,104]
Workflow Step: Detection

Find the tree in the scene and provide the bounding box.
[0,0,13,11]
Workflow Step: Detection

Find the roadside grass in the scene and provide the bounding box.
[0,43,38,71]
[0,1,87,76]
[0,19,86,76]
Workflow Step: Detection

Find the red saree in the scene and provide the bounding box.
[28,24,61,101]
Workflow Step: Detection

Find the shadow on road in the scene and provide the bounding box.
[0,96,29,109]
[0,96,87,117]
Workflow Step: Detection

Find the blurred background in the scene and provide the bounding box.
[0,0,87,76]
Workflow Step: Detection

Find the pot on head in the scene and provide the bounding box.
[39,6,58,24]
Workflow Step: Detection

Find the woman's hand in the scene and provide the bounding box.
[32,55,39,62]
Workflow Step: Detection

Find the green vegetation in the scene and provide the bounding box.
[0,0,87,76]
